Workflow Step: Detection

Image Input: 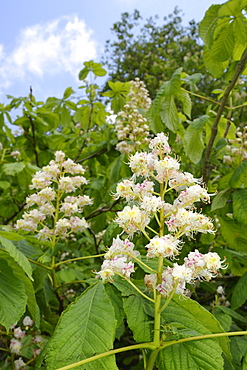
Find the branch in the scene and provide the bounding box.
[77,147,107,163]
[202,49,247,183]
[85,199,121,220]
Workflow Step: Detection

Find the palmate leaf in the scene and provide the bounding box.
[218,217,247,252]
[160,96,179,133]
[157,339,224,370]
[183,115,209,164]
[0,254,28,330]
[210,23,235,62]
[231,271,247,310]
[123,295,152,342]
[0,236,33,280]
[155,295,230,370]
[143,294,230,369]
[45,282,118,370]
[232,189,247,225]
[199,4,221,47]
[203,47,229,78]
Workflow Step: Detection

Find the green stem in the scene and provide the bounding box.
[146,225,159,235]
[55,342,156,370]
[120,274,155,303]
[130,255,157,274]
[55,254,105,267]
[27,258,52,270]
[161,331,247,349]
[146,349,160,370]
[184,88,222,107]
[159,283,178,313]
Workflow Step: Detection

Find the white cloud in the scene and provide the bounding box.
[0,16,97,92]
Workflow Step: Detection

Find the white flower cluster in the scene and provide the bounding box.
[114,133,213,238]
[223,126,247,164]
[97,133,225,297]
[96,235,139,280]
[16,151,92,240]
[10,316,43,369]
[115,78,151,154]
[156,250,226,297]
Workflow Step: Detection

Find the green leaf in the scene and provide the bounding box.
[104,283,124,327]
[218,217,247,251]
[203,47,229,78]
[157,339,224,369]
[178,89,192,118]
[78,67,89,80]
[0,253,28,330]
[2,162,25,175]
[0,181,10,190]
[229,161,247,188]
[123,295,152,342]
[230,336,247,370]
[45,282,118,370]
[156,295,229,369]
[214,308,232,332]
[199,4,221,47]
[210,23,235,62]
[106,154,124,186]
[63,87,74,99]
[231,271,247,310]
[159,68,182,97]
[92,65,107,77]
[211,189,231,211]
[216,306,247,324]
[103,223,122,246]
[183,126,204,164]
[232,189,247,225]
[160,96,179,133]
[0,236,33,280]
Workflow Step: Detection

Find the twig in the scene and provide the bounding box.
[202,49,247,183]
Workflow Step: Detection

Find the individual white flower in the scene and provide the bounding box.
[43,163,60,178]
[54,219,71,235]
[16,219,37,232]
[14,327,25,339]
[14,357,26,370]
[38,187,56,202]
[169,171,202,190]
[145,235,182,258]
[10,338,23,354]
[60,202,78,216]
[217,285,225,295]
[172,263,193,282]
[173,184,210,209]
[166,208,215,236]
[105,235,139,260]
[69,216,89,232]
[63,159,85,174]
[29,171,52,190]
[203,252,226,271]
[23,209,46,223]
[140,195,164,212]
[11,150,21,160]
[23,316,33,327]
[96,257,135,280]
[115,179,135,200]
[55,150,66,162]
[154,156,180,182]
[149,133,171,154]
[115,205,150,235]
[144,274,157,291]
[184,249,205,269]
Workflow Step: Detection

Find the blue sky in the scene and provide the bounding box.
[0,0,223,103]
